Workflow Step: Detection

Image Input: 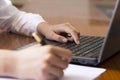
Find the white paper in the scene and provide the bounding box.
[0,64,106,80]
[61,64,106,80]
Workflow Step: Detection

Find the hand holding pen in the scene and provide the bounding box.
[30,32,72,80]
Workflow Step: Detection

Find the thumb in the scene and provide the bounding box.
[48,32,68,43]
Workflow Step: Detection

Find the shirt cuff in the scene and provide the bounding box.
[26,14,46,36]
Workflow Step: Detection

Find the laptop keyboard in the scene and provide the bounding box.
[16,36,104,58]
[44,36,104,58]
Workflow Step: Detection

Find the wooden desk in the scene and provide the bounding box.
[0,0,120,80]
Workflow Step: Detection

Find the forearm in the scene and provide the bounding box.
[10,11,45,36]
[0,0,45,36]
[0,50,16,77]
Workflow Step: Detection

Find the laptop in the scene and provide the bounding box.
[16,0,120,66]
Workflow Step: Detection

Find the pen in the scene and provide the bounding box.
[32,32,46,45]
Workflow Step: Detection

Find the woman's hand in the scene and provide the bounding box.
[14,45,72,80]
[37,22,80,44]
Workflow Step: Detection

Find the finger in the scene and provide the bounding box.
[40,71,57,80]
[48,64,64,79]
[46,53,69,69]
[42,63,64,79]
[66,24,80,44]
[67,37,74,42]
[59,23,80,44]
[59,33,74,42]
[68,24,80,34]
[50,46,72,61]
[46,31,68,43]
[57,23,79,34]
[64,27,80,44]
[70,30,80,44]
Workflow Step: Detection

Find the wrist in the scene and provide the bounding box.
[37,22,51,35]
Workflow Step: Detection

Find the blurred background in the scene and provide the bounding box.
[14,0,116,36]
[1,0,116,37]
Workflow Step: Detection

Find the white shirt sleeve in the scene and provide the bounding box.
[0,0,45,36]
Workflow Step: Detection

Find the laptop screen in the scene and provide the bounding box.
[99,0,120,62]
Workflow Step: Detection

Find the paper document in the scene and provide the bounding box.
[0,64,106,80]
[61,64,106,80]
